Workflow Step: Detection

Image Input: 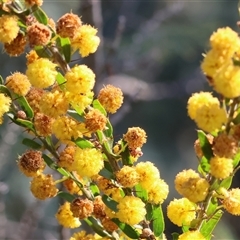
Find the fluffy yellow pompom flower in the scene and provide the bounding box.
[39,90,69,118]
[210,156,233,179]
[0,93,11,124]
[187,92,219,120]
[98,85,124,114]
[167,198,196,227]
[210,27,240,53]
[26,58,57,88]
[222,188,240,215]
[58,145,76,171]
[136,161,160,190]
[175,169,210,203]
[0,15,19,43]
[178,231,205,240]
[55,202,81,228]
[30,173,58,200]
[116,196,146,225]
[187,92,227,133]
[70,231,96,240]
[6,72,31,96]
[147,178,169,204]
[65,65,95,95]
[116,165,140,188]
[52,116,88,143]
[124,127,147,149]
[72,24,100,57]
[73,148,104,177]
[213,62,240,98]
[201,49,231,79]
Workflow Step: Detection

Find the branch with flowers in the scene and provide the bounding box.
[0,0,240,239]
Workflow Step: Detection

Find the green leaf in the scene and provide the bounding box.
[152,204,164,237]
[74,137,94,149]
[206,197,218,216]
[197,130,213,161]
[200,210,223,239]
[89,183,100,196]
[199,156,210,174]
[7,113,35,131]
[172,232,179,240]
[102,195,118,212]
[0,75,3,85]
[233,112,240,124]
[0,85,11,97]
[56,72,66,87]
[93,99,107,116]
[99,167,114,179]
[32,6,48,25]
[105,118,113,138]
[57,167,70,177]
[42,154,57,169]
[17,96,34,119]
[34,45,50,58]
[96,130,112,154]
[121,145,132,166]
[135,184,148,202]
[233,151,240,168]
[22,138,42,150]
[146,203,153,221]
[112,218,140,239]
[57,191,75,202]
[219,176,232,190]
[56,37,71,63]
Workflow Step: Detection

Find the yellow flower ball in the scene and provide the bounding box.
[178,230,205,240]
[0,93,11,124]
[73,148,104,177]
[210,156,233,179]
[223,188,240,215]
[116,196,146,225]
[0,15,19,43]
[26,58,57,88]
[55,202,81,228]
[167,198,196,227]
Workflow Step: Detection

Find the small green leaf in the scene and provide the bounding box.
[56,72,66,87]
[57,191,75,202]
[102,195,118,212]
[112,218,140,239]
[0,75,3,85]
[99,167,114,179]
[57,167,70,177]
[199,156,210,174]
[56,37,71,63]
[74,137,94,149]
[34,45,50,58]
[233,112,240,124]
[146,203,153,221]
[32,6,48,25]
[42,154,57,169]
[7,113,35,131]
[152,204,164,237]
[206,197,218,216]
[17,96,34,118]
[172,232,179,240]
[121,145,132,166]
[197,130,213,161]
[22,138,42,150]
[93,99,107,116]
[219,176,232,190]
[135,184,148,202]
[105,119,113,138]
[0,85,11,97]
[200,210,223,239]
[90,183,100,196]
[233,151,240,168]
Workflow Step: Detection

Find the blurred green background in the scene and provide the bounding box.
[0,0,240,239]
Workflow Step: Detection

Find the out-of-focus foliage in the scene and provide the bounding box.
[0,1,239,239]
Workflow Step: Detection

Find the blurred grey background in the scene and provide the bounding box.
[0,0,239,239]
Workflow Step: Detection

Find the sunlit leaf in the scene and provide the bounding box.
[0,85,11,98]
[42,154,57,169]
[93,99,107,116]
[152,204,164,237]
[56,72,66,87]
[22,138,42,150]
[135,184,148,202]
[56,37,71,63]
[74,137,94,149]
[7,113,35,131]
[17,96,34,119]
[199,156,210,174]
[200,210,223,239]
[90,183,100,196]
[32,6,48,25]
[219,176,232,190]
[197,130,213,161]
[0,75,3,85]
[57,167,70,177]
[112,218,140,239]
[233,151,240,168]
